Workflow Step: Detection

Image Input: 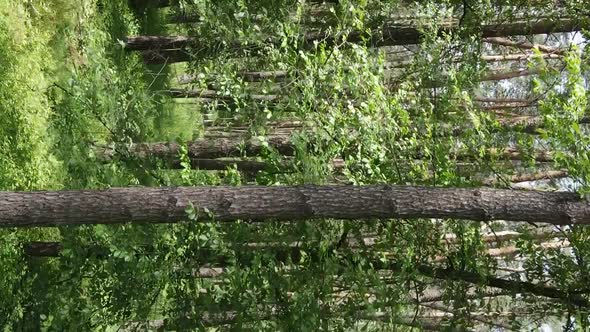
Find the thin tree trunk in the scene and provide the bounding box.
[22,229,563,257]
[497,115,590,134]
[177,71,289,84]
[385,52,562,70]
[419,302,516,331]
[142,49,192,64]
[125,18,582,51]
[406,263,589,307]
[3,185,590,227]
[99,134,295,160]
[126,36,194,50]
[475,97,534,103]
[481,68,542,81]
[484,37,567,55]
[417,288,509,303]
[480,101,535,110]
[481,53,561,62]
[486,147,553,162]
[193,67,543,89]
[24,242,63,257]
[482,170,568,186]
[484,240,570,258]
[104,135,556,164]
[165,89,279,103]
[130,0,172,8]
[166,12,201,24]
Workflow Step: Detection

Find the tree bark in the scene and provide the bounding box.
[482,169,568,186]
[408,264,589,308]
[177,71,289,84]
[24,229,563,257]
[100,134,295,161]
[481,53,561,62]
[165,89,279,103]
[497,115,590,134]
[220,67,544,89]
[186,158,270,172]
[24,243,586,308]
[130,0,172,8]
[2,185,590,227]
[105,135,555,166]
[24,241,63,257]
[419,302,515,331]
[142,49,192,64]
[126,36,194,50]
[484,37,567,55]
[125,18,583,51]
[481,68,542,81]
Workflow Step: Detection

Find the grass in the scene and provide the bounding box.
[0,0,205,328]
[0,0,64,191]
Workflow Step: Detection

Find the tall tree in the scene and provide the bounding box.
[2,185,590,227]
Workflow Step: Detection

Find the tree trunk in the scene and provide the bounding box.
[498,115,590,134]
[166,12,201,24]
[165,89,279,103]
[104,135,555,165]
[481,53,561,62]
[126,36,194,50]
[407,263,589,307]
[130,0,172,8]
[142,49,192,64]
[100,134,295,161]
[24,229,563,258]
[2,185,590,227]
[484,37,566,55]
[481,68,542,81]
[125,18,582,51]
[177,71,289,84]
[482,169,568,185]
[419,302,514,331]
[24,242,63,256]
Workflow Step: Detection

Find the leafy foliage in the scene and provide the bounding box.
[1,0,590,330]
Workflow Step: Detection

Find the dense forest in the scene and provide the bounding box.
[1,0,589,330]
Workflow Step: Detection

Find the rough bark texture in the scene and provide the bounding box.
[3,185,590,227]
[98,134,294,161]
